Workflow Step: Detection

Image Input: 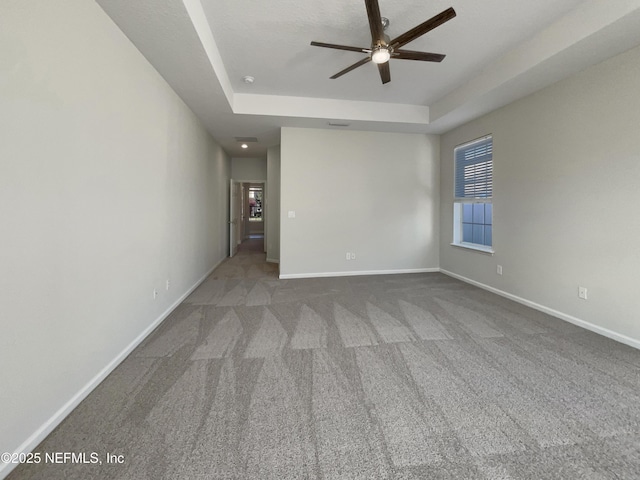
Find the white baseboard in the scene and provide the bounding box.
[0,257,225,480]
[266,258,280,264]
[440,269,640,351]
[279,267,439,280]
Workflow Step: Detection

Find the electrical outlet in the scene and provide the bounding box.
[166,279,170,291]
[578,286,588,300]
[497,265,503,275]
[351,252,356,260]
[153,289,158,299]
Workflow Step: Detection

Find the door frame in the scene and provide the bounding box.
[229,179,267,255]
[229,179,242,257]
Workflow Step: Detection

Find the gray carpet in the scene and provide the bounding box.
[8,240,640,479]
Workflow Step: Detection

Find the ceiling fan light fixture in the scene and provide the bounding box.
[371,47,390,64]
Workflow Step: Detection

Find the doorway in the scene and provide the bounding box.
[244,183,264,237]
[229,179,266,257]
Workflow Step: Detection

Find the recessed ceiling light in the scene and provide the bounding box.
[242,76,255,84]
[241,144,248,149]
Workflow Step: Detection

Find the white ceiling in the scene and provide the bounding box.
[96,0,640,157]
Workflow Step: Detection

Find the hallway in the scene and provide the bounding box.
[209,235,278,283]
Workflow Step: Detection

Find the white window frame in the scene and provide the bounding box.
[451,135,494,254]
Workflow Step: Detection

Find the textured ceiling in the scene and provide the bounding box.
[97,0,640,157]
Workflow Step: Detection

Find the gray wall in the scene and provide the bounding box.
[266,145,281,263]
[0,0,230,470]
[231,157,267,181]
[440,43,640,345]
[280,127,440,278]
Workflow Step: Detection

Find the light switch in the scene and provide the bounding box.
[288,211,296,218]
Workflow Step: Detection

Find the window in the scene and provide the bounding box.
[452,136,493,253]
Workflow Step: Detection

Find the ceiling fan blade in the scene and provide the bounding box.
[393,49,446,62]
[330,57,371,79]
[389,7,456,49]
[377,61,391,84]
[364,0,385,43]
[310,41,369,53]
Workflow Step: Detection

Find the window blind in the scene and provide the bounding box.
[455,137,493,199]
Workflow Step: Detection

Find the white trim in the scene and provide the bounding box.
[279,267,439,280]
[450,242,495,255]
[266,258,280,264]
[439,269,640,351]
[0,257,225,480]
[231,178,266,184]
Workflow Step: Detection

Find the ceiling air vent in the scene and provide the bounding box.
[235,137,258,143]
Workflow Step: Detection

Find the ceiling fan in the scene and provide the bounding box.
[311,0,456,84]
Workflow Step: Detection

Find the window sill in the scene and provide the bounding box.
[450,242,495,255]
